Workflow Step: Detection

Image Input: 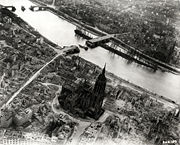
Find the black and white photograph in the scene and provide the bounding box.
[0,0,179,144]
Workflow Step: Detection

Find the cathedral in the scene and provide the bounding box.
[58,65,107,120]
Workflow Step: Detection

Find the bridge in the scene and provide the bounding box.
[75,25,107,39]
[86,34,118,48]
[29,6,48,11]
[77,28,180,73]
[0,5,16,12]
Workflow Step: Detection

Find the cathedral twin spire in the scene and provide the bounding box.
[93,63,106,96]
[102,63,106,76]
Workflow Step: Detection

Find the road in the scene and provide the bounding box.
[1,51,63,110]
[0,19,70,110]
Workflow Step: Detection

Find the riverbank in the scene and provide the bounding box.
[2,1,178,106]
[15,53,179,145]
[79,56,180,108]
[0,6,59,49]
[0,5,179,144]
[29,0,180,74]
[0,7,61,109]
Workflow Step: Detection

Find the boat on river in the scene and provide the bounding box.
[21,6,26,12]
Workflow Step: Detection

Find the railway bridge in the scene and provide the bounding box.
[76,27,180,72]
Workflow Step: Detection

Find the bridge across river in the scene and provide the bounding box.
[85,33,180,73]
[86,34,116,48]
[29,6,48,11]
[1,3,179,74]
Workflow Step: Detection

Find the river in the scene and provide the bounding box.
[0,0,180,104]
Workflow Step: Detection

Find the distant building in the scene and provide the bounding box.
[173,107,180,119]
[3,16,12,24]
[14,108,33,126]
[4,130,23,139]
[58,65,107,120]
[0,109,13,128]
[36,37,44,45]
[0,11,2,22]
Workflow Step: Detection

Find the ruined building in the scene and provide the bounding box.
[58,65,107,120]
